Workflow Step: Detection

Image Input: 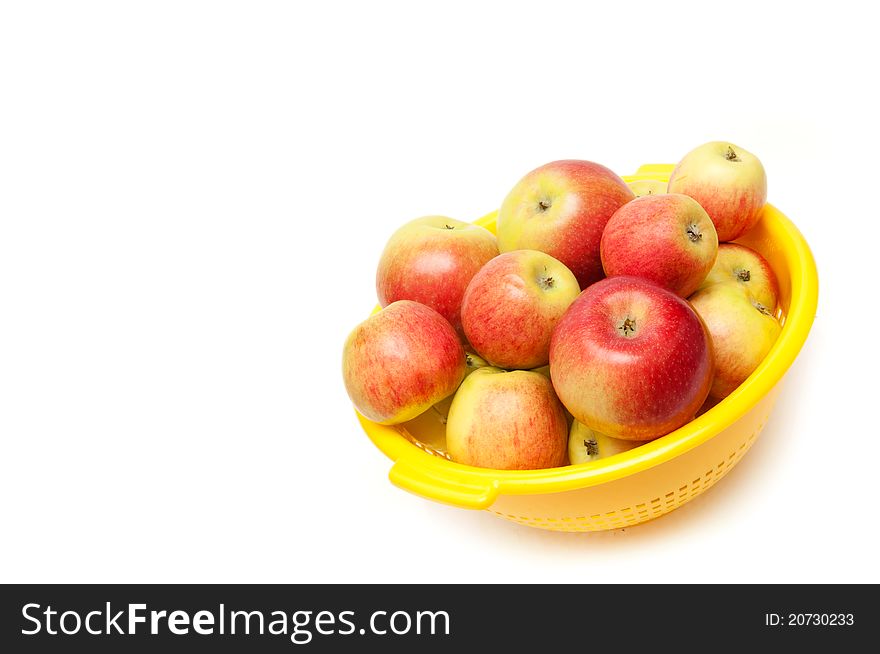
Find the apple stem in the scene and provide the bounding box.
[618,317,637,337]
[725,145,741,162]
[753,300,772,316]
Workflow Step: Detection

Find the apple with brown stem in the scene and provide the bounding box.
[550,276,713,440]
[461,250,580,369]
[600,193,718,298]
[667,141,767,242]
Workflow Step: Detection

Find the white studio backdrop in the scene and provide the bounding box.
[1,1,877,583]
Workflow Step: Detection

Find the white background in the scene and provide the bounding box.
[1,1,877,584]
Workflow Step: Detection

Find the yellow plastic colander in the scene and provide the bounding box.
[355,164,818,532]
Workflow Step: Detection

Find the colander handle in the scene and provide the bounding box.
[389,459,499,510]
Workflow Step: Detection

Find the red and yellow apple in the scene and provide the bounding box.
[667,141,767,242]
[600,193,718,298]
[496,160,635,288]
[460,250,580,369]
[689,283,781,399]
[698,242,779,309]
[376,215,498,335]
[568,420,646,464]
[342,300,465,424]
[446,368,568,470]
[549,276,713,440]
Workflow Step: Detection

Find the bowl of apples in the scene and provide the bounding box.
[343,143,818,532]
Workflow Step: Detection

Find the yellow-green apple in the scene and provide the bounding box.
[568,420,645,464]
[667,141,767,242]
[446,368,568,470]
[376,216,498,335]
[342,301,465,424]
[627,179,667,198]
[460,250,580,369]
[600,193,718,298]
[689,283,781,399]
[496,160,635,288]
[549,276,713,440]
[698,242,779,309]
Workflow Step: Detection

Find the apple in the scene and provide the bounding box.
[667,141,767,242]
[689,283,782,399]
[342,300,466,424]
[460,250,580,369]
[600,193,718,298]
[568,420,645,464]
[376,215,499,335]
[496,160,635,288]
[446,368,568,470]
[549,276,713,440]
[698,242,779,310]
[627,178,667,198]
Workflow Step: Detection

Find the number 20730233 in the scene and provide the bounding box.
[765,613,854,627]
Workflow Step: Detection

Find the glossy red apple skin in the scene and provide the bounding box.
[549,276,713,440]
[342,301,466,425]
[601,193,718,298]
[460,250,580,369]
[497,160,635,288]
[376,216,498,335]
